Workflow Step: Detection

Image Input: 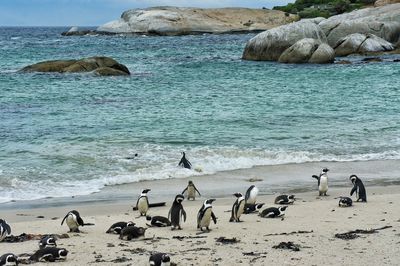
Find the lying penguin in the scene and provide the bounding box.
[29,247,68,262]
[0,253,18,266]
[274,195,295,204]
[39,235,57,249]
[146,216,171,227]
[350,174,367,202]
[106,221,135,234]
[259,206,288,218]
[338,196,353,207]
[61,210,94,232]
[243,203,265,214]
[119,226,146,240]
[149,253,170,266]
[0,219,11,242]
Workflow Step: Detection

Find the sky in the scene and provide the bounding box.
[0,0,294,26]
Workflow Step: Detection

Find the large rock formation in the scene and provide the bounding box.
[374,0,400,7]
[19,57,130,76]
[97,6,297,35]
[319,3,400,47]
[242,21,326,61]
[278,38,335,63]
[334,33,394,56]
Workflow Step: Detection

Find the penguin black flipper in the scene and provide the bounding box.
[194,185,201,196]
[211,212,217,224]
[230,201,236,222]
[197,206,205,228]
[350,185,357,196]
[2,221,11,234]
[182,209,187,222]
[60,214,68,226]
[312,175,320,186]
[181,186,188,195]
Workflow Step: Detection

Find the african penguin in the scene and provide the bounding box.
[149,253,170,266]
[197,199,217,231]
[136,189,151,216]
[119,226,146,240]
[243,203,265,214]
[338,196,353,207]
[274,195,295,204]
[146,216,171,227]
[182,180,201,200]
[259,206,288,218]
[230,192,245,222]
[178,152,192,169]
[350,175,367,202]
[61,210,94,232]
[29,247,68,262]
[0,253,18,266]
[312,168,329,196]
[0,219,11,242]
[168,194,186,230]
[245,185,259,205]
[106,221,135,234]
[39,235,57,249]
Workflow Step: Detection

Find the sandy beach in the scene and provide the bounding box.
[1,184,400,265]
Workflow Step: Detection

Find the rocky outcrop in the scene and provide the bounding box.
[278,38,335,63]
[334,33,394,56]
[19,57,130,76]
[97,6,298,35]
[319,3,400,47]
[374,0,400,7]
[242,21,326,61]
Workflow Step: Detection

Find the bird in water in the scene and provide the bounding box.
[178,152,192,169]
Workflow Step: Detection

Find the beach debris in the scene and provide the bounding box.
[4,233,69,243]
[335,226,393,240]
[36,215,45,219]
[110,256,132,263]
[173,235,207,241]
[216,236,240,244]
[243,251,268,256]
[132,202,166,210]
[121,248,148,254]
[272,241,300,251]
[264,230,313,237]
[246,178,263,182]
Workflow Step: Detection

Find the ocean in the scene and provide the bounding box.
[1,27,400,204]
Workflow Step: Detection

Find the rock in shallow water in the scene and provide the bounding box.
[334,33,394,56]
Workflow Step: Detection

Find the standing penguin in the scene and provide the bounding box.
[39,235,57,249]
[245,185,259,205]
[274,195,295,204]
[136,189,151,216]
[312,168,329,196]
[61,210,94,233]
[181,180,201,200]
[168,194,186,230]
[259,206,288,218]
[230,192,246,222]
[149,253,170,266]
[0,219,11,242]
[0,253,18,266]
[197,199,217,231]
[178,152,192,169]
[350,175,367,202]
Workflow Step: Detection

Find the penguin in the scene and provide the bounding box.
[106,221,135,234]
[181,180,201,200]
[0,253,18,266]
[197,199,217,231]
[0,219,11,242]
[29,247,68,262]
[243,203,265,214]
[312,168,329,196]
[149,253,170,266]
[178,152,192,169]
[119,226,146,240]
[168,194,186,230]
[39,235,57,249]
[61,210,94,232]
[146,216,171,227]
[350,175,367,202]
[259,206,287,218]
[338,196,353,207]
[136,189,151,216]
[274,195,295,204]
[229,192,245,222]
[245,185,259,204]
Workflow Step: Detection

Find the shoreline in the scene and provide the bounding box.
[1,185,399,265]
[1,159,399,210]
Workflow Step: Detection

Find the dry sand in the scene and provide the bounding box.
[1,186,400,265]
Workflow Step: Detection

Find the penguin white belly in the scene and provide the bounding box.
[247,188,258,204]
[138,197,148,214]
[319,176,328,194]
[187,186,195,199]
[66,215,78,231]
[161,262,170,266]
[200,208,212,228]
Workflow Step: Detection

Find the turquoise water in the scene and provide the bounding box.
[1,27,400,203]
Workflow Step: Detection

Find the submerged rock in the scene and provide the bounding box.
[19,57,130,76]
[334,33,394,56]
[97,6,297,35]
